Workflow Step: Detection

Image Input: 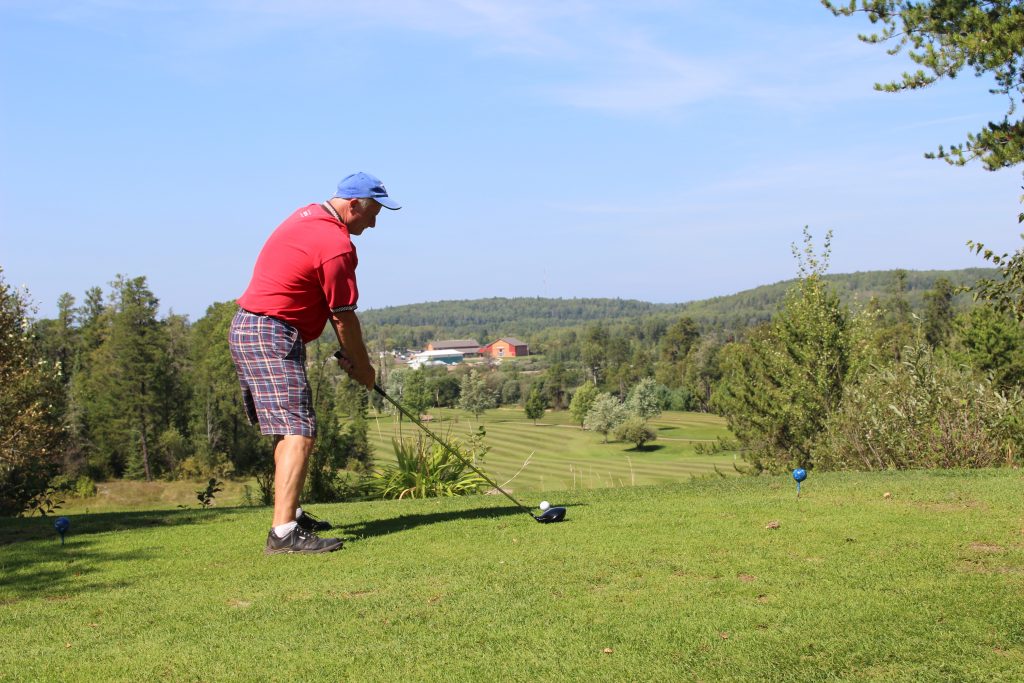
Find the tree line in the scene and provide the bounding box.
[3,241,1022,515]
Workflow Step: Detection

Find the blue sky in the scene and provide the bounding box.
[2,1,1021,321]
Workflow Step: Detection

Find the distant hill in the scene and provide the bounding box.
[359,268,996,344]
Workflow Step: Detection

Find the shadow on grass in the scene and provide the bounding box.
[625,444,666,453]
[339,505,531,539]
[0,538,152,601]
[0,507,242,547]
[0,508,252,601]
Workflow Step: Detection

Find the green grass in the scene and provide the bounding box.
[2,469,1022,681]
[57,479,258,514]
[367,408,738,491]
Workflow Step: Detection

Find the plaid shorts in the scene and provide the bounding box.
[228,308,316,437]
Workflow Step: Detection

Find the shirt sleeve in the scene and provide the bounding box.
[319,251,359,314]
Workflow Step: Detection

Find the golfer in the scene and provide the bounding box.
[229,172,400,555]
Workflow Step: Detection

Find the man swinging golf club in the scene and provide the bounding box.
[228,172,400,555]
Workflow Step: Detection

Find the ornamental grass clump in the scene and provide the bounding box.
[366,434,489,499]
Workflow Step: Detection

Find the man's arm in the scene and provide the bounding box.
[330,309,375,389]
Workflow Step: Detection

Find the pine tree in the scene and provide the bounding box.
[824,0,1024,170]
[74,276,180,480]
[524,387,546,424]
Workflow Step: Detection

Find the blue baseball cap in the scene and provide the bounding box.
[334,172,401,210]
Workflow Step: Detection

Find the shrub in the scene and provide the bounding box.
[816,344,1023,470]
[614,416,658,449]
[74,475,97,498]
[195,478,223,508]
[50,474,97,499]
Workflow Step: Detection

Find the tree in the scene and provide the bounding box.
[304,341,372,503]
[614,416,658,450]
[187,301,265,475]
[826,1,1024,319]
[568,381,599,427]
[955,303,1024,390]
[72,276,183,480]
[658,317,700,365]
[715,229,851,471]
[457,370,497,420]
[543,362,568,409]
[682,337,723,413]
[0,270,66,515]
[584,393,628,443]
[403,369,432,417]
[625,377,662,421]
[579,323,609,385]
[824,0,1024,170]
[923,277,956,347]
[860,270,917,363]
[524,387,546,424]
[427,371,461,407]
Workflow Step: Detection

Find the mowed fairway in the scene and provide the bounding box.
[365,407,737,491]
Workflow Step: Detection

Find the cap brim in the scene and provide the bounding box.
[374,196,401,210]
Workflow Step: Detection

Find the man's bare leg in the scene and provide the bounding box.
[272,435,315,527]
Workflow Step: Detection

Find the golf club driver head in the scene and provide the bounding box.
[533,506,566,523]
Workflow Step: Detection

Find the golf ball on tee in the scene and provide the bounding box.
[539,501,550,511]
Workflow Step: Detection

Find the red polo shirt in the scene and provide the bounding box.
[238,203,359,342]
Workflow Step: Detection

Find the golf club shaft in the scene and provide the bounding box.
[372,383,535,516]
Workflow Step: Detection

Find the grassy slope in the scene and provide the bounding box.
[366,408,738,492]
[2,469,1022,682]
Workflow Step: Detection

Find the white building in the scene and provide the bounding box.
[408,349,464,370]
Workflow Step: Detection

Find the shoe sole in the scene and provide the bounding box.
[264,541,344,556]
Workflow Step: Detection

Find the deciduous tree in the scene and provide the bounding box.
[568,381,599,427]
[0,270,66,515]
[625,377,662,421]
[458,370,497,420]
[584,392,628,443]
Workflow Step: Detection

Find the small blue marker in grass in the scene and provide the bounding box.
[54,516,70,545]
[792,468,807,497]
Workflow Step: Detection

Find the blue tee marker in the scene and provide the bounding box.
[792,468,807,497]
[54,517,70,545]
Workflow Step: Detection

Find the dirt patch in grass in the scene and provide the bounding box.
[912,499,989,513]
[968,542,1005,553]
[956,560,1022,575]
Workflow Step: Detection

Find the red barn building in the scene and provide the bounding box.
[483,337,529,358]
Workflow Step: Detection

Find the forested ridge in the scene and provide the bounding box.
[359,268,994,346]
